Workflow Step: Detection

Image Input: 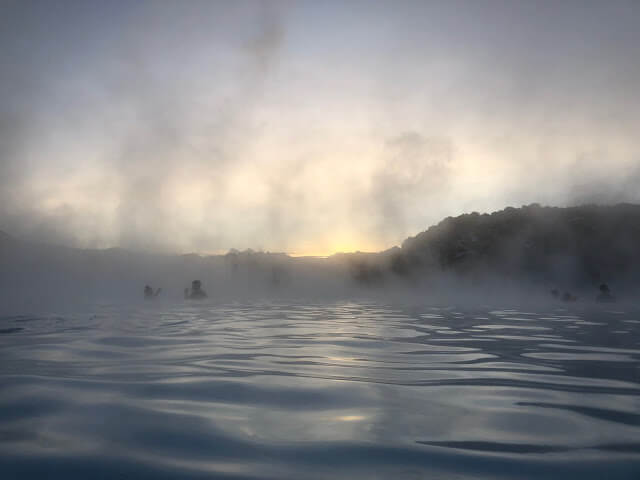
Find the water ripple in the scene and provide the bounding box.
[1,302,640,479]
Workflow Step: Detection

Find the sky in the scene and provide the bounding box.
[1,0,639,255]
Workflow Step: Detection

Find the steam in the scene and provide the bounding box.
[369,132,453,244]
[566,162,640,207]
[0,1,639,254]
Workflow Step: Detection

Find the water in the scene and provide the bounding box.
[1,301,640,479]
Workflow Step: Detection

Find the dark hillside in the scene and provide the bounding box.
[381,203,640,287]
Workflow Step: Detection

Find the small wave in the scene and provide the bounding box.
[1,302,640,479]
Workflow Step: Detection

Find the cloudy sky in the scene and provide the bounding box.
[1,0,639,255]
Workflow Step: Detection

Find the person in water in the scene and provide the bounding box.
[562,291,577,302]
[185,280,207,300]
[596,283,616,303]
[144,285,162,299]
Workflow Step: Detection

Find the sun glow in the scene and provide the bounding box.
[288,239,384,258]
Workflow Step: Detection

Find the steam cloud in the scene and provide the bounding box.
[1,0,639,254]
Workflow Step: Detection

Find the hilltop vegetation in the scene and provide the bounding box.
[346,203,640,290]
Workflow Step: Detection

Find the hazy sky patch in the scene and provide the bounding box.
[1,0,639,254]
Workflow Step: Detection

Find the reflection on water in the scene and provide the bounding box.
[1,302,640,479]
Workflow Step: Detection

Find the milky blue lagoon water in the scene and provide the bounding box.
[1,301,639,479]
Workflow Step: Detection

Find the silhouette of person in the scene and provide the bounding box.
[144,285,154,299]
[562,291,577,302]
[144,285,162,299]
[186,280,208,300]
[550,289,559,299]
[596,283,615,303]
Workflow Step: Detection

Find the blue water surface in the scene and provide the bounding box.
[1,301,639,479]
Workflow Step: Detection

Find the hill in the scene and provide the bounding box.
[347,203,640,289]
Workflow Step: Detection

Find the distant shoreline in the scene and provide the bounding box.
[1,203,639,308]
